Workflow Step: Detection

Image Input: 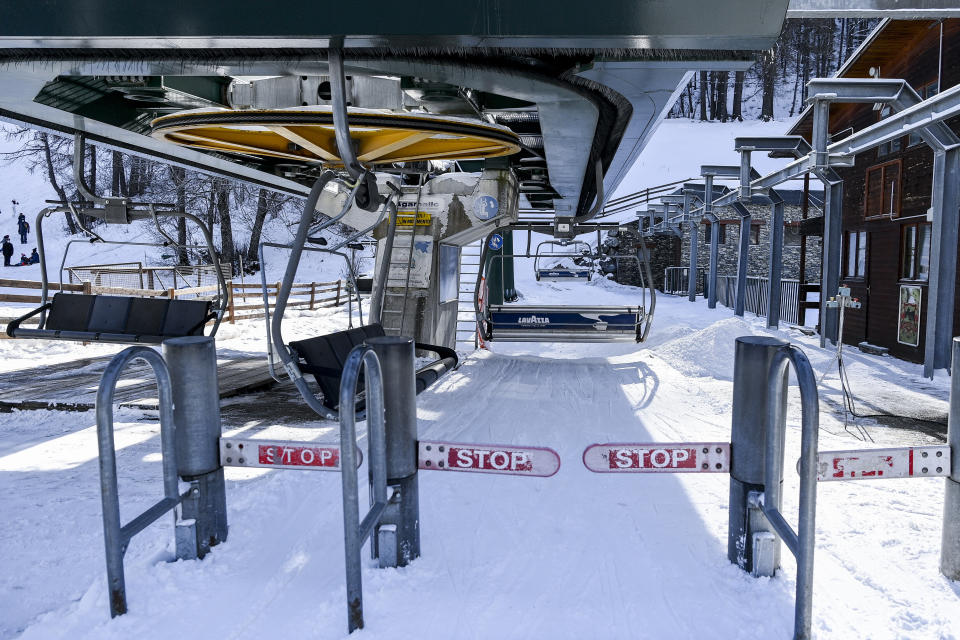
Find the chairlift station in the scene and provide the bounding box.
[3,2,960,638]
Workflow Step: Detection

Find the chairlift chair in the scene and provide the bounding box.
[533,239,594,282]
[477,228,656,344]
[6,135,228,345]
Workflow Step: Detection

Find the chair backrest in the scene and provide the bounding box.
[289,323,387,409]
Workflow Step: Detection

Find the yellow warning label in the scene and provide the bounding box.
[397,211,432,226]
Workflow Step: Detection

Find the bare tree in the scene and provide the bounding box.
[216,179,235,274]
[698,71,708,121]
[716,71,729,122]
[732,71,745,121]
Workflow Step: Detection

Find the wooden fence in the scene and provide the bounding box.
[0,277,349,329]
[226,280,346,323]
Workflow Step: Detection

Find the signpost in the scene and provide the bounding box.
[582,442,730,473]
[219,438,362,471]
[814,445,950,481]
[419,441,560,477]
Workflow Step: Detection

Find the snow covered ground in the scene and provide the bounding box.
[2,264,958,640]
[1,117,957,639]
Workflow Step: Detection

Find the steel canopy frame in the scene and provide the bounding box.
[689,78,960,376]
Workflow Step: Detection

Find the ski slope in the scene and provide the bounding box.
[2,263,959,640]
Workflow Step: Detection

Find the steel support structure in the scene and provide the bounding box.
[703,175,720,309]
[163,336,229,559]
[927,149,960,375]
[684,190,699,301]
[713,79,960,365]
[943,337,960,579]
[767,196,786,328]
[367,336,421,568]
[733,140,789,329]
[732,199,751,317]
[683,176,727,309]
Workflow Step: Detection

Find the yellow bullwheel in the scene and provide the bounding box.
[150,106,521,167]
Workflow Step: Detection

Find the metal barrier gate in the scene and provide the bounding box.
[97,346,185,617]
[92,334,958,637]
[583,335,959,640]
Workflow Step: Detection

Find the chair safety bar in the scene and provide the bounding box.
[338,344,391,633]
[753,344,819,640]
[96,346,188,618]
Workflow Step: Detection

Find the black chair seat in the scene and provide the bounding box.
[289,323,458,410]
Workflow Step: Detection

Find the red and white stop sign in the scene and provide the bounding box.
[219,437,362,471]
[815,445,950,481]
[582,442,730,473]
[418,440,560,477]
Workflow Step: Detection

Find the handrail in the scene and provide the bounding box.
[96,346,184,618]
[758,344,820,640]
[338,344,389,633]
[269,172,339,419]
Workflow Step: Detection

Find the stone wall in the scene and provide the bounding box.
[604,221,678,289]
[676,200,822,282]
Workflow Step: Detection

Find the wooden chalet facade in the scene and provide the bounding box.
[791,19,960,363]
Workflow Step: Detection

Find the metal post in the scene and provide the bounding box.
[704,175,719,309]
[811,97,842,346]
[686,192,699,301]
[708,218,720,308]
[739,148,753,203]
[767,200,784,328]
[733,202,751,317]
[163,336,228,559]
[819,180,843,346]
[728,335,788,575]
[941,337,960,579]
[502,231,517,302]
[366,335,420,568]
[924,148,959,377]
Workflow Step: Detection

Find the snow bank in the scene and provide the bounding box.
[651,316,770,380]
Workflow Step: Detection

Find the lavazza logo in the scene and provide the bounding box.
[518,315,550,325]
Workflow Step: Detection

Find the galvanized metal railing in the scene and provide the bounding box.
[717,275,804,325]
[96,346,188,618]
[750,344,820,640]
[338,344,390,633]
[662,266,705,296]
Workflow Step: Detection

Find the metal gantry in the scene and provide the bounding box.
[657,77,960,377]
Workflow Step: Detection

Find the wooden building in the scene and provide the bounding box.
[790,19,960,363]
